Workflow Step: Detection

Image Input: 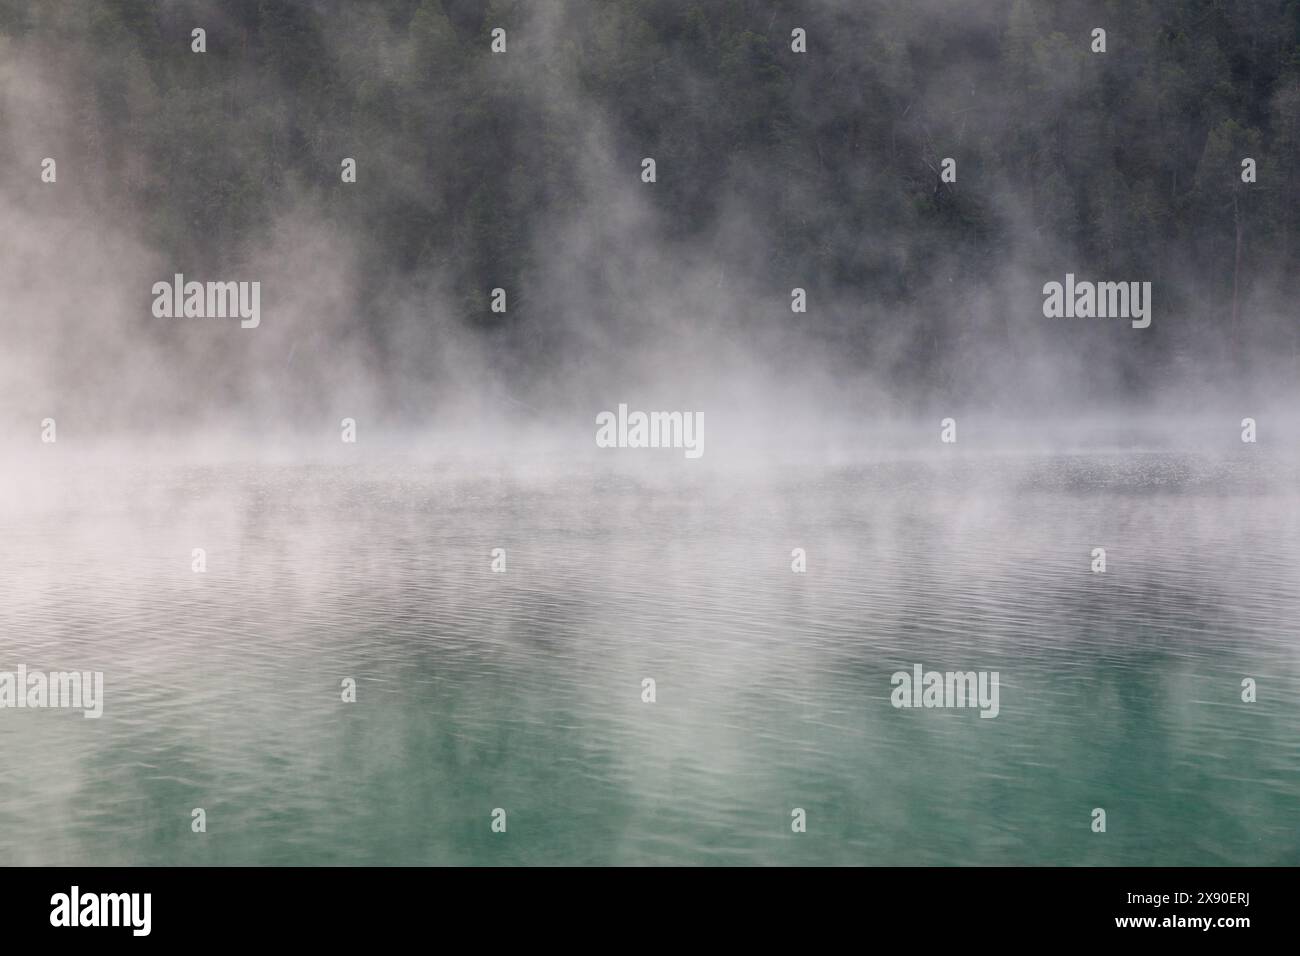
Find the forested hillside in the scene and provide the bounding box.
[1,0,1296,417]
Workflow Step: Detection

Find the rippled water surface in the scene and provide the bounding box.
[2,451,1298,864]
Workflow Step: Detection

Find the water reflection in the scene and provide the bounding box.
[1,452,1297,864]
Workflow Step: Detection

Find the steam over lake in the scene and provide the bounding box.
[1,449,1297,865]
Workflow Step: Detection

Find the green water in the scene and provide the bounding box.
[1,452,1297,865]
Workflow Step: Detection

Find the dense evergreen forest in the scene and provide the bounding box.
[1,0,1297,420]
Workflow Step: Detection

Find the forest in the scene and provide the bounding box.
[1,0,1297,415]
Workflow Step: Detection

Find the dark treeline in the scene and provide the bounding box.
[1,0,1297,417]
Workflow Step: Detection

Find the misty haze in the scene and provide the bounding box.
[1,0,1298,868]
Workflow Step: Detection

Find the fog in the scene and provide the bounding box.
[4,1,1300,871]
[0,0,1295,468]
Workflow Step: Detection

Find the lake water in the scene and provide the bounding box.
[2,450,1298,865]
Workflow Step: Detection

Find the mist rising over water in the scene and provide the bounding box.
[1,1,1298,867]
